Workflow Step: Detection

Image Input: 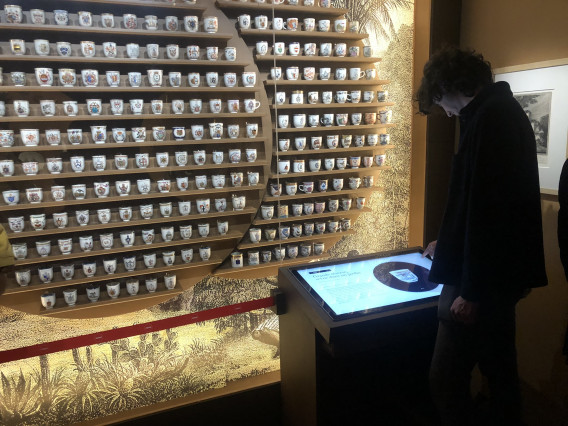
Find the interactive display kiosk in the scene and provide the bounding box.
[278,248,443,426]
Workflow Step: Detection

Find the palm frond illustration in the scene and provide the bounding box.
[332,0,413,45]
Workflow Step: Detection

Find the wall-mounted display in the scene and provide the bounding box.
[0,0,271,317]
[1,0,396,314]
[215,0,394,278]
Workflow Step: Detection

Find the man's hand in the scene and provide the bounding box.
[422,240,437,258]
[450,296,479,325]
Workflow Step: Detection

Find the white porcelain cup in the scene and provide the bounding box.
[244,99,261,112]
[349,67,365,80]
[238,14,251,29]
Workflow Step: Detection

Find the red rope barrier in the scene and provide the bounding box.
[0,296,274,364]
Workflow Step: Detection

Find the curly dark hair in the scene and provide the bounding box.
[416,46,493,114]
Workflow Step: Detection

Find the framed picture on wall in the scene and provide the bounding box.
[495,62,568,193]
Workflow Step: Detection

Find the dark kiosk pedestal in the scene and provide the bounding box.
[278,250,441,426]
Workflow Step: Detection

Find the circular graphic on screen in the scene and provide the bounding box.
[373,262,437,292]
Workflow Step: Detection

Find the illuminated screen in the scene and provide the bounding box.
[290,251,443,320]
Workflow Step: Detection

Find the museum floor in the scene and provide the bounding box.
[120,379,441,426]
[120,377,568,426]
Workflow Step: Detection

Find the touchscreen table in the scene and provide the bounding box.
[291,251,442,320]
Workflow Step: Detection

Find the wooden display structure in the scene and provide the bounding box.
[0,0,271,317]
[0,0,394,317]
[214,0,394,278]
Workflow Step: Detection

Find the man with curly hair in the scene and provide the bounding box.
[417,46,548,425]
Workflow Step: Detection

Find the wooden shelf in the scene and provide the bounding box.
[4,250,232,294]
[0,111,265,123]
[32,0,207,12]
[265,79,390,87]
[0,85,261,93]
[263,187,376,203]
[0,185,265,212]
[273,123,396,133]
[0,55,249,67]
[0,24,232,40]
[252,206,372,225]
[0,159,269,182]
[239,29,368,41]
[270,102,395,110]
[268,165,391,179]
[273,144,395,156]
[212,252,331,278]
[14,227,246,267]
[0,137,268,153]
[256,54,381,63]
[215,0,348,16]
[5,207,258,240]
[237,228,355,250]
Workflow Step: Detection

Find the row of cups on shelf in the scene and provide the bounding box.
[271,66,378,81]
[231,242,325,268]
[0,149,259,177]
[2,171,259,204]
[2,174,254,204]
[29,251,182,280]
[8,39,233,61]
[276,111,393,128]
[234,0,325,6]
[4,190,364,235]
[0,123,260,147]
[278,133,390,151]
[270,175,373,196]
[260,196,366,220]
[3,6,217,33]
[258,41,374,58]
[18,248,209,286]
[40,274,178,310]
[3,172,260,201]
[8,68,256,88]
[269,175,374,196]
[7,97,262,118]
[238,15,358,33]
[276,153,386,174]
[247,217,353,244]
[6,190,245,212]
[12,220,230,259]
[6,197,243,232]
[275,89,388,105]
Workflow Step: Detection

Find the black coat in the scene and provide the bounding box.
[429,82,548,301]
[558,159,568,279]
[557,159,568,358]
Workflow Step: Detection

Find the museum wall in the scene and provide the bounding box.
[460,0,568,69]
[461,0,568,414]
